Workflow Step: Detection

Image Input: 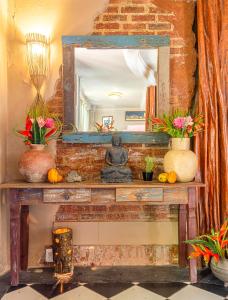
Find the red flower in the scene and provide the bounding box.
[187,125,193,133]
[221,240,228,248]
[45,128,57,138]
[25,116,32,131]
[220,220,228,236]
[190,245,205,258]
[151,117,165,125]
[17,130,32,138]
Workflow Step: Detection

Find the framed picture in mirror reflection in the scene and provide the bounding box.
[102,116,113,127]
[125,111,146,121]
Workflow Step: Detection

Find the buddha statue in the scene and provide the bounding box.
[101,135,132,183]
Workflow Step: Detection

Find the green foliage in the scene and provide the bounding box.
[144,156,155,173]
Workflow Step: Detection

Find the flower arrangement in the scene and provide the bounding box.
[150,110,204,138]
[95,121,114,132]
[185,220,228,264]
[17,102,62,145]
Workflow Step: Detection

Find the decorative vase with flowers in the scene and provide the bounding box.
[151,111,204,182]
[185,219,228,287]
[17,102,62,183]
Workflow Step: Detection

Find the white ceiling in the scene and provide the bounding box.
[74,48,158,109]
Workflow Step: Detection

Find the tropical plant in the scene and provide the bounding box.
[144,156,155,173]
[185,219,228,264]
[150,110,204,138]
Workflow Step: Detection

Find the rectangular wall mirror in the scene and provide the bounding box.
[62,35,170,144]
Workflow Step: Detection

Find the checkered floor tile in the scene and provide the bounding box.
[1,282,227,300]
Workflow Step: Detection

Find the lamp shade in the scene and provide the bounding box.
[26,33,49,92]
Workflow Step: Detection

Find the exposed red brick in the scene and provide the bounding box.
[103,14,127,21]
[106,6,119,13]
[130,31,156,35]
[96,23,120,30]
[131,15,156,22]
[55,204,178,222]
[121,6,145,13]
[123,23,146,30]
[99,31,129,35]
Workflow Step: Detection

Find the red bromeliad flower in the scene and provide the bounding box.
[45,128,57,138]
[186,219,228,264]
[17,114,61,145]
[17,130,32,138]
[25,116,33,131]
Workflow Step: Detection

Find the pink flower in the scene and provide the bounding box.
[36,117,46,128]
[45,118,55,128]
[173,117,186,129]
[185,116,193,126]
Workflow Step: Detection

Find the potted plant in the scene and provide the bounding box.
[17,101,62,182]
[142,156,155,181]
[150,110,204,182]
[185,219,228,287]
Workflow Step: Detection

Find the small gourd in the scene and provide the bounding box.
[167,171,177,184]
[158,173,168,183]
[48,168,63,184]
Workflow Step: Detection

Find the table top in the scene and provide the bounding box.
[0,180,206,189]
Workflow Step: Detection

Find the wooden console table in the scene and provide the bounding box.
[0,180,205,286]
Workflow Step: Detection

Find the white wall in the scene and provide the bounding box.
[0,0,10,275]
[93,108,145,131]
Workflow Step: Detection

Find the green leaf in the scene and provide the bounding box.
[32,120,41,144]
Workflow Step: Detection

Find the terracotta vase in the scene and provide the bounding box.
[211,258,228,287]
[163,138,197,183]
[19,144,55,183]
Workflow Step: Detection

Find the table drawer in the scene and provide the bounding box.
[116,188,163,202]
[43,189,91,203]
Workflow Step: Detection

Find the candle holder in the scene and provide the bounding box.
[52,227,73,293]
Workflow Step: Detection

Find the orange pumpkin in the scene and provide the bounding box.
[167,171,177,184]
[48,168,63,183]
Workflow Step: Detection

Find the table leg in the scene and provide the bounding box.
[178,204,187,267]
[10,189,21,286]
[187,187,197,283]
[20,205,29,270]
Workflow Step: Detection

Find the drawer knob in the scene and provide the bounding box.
[63,192,70,200]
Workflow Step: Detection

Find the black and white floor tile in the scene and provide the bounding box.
[1,282,227,300]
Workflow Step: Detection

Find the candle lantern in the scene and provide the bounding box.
[52,227,73,292]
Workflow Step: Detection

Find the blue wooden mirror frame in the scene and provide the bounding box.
[62,35,170,144]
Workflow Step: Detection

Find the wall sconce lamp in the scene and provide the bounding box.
[25,33,49,103]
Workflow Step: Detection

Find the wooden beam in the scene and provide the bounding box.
[63,131,170,144]
[62,35,170,48]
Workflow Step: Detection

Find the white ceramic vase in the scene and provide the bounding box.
[211,258,228,287]
[164,138,197,183]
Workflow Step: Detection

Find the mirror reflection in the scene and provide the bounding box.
[75,48,158,132]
